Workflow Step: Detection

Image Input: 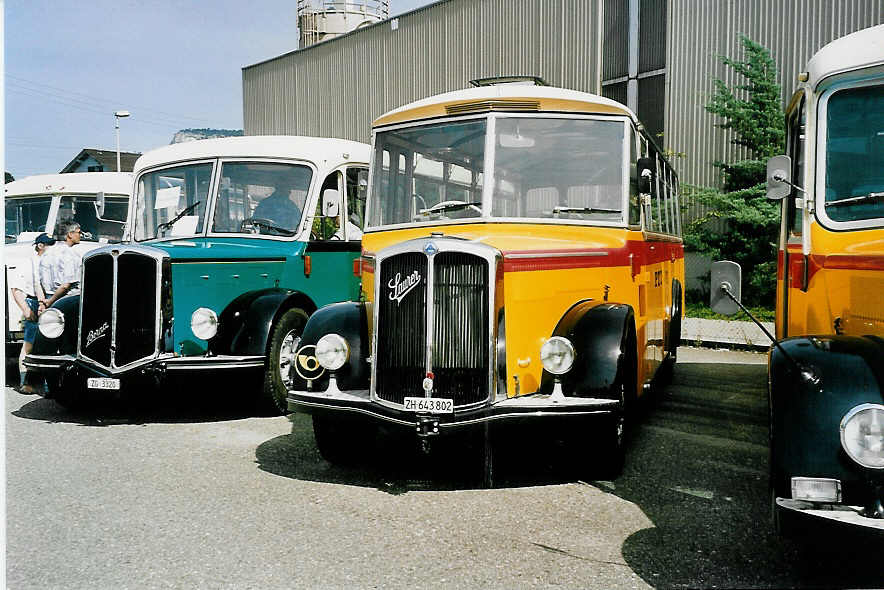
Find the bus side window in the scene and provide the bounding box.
[346,167,367,240]
[787,98,806,239]
[312,171,344,240]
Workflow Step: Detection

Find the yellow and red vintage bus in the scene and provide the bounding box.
[287,81,684,482]
[762,25,884,534]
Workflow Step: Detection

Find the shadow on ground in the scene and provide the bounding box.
[9,374,267,426]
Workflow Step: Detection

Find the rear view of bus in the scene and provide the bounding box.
[767,24,884,537]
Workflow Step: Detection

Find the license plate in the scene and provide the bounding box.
[403,397,453,414]
[87,377,121,390]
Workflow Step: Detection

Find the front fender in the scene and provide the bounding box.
[769,335,884,497]
[540,300,636,399]
[31,294,80,356]
[213,288,317,357]
[293,301,370,391]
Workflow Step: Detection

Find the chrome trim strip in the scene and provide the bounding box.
[504,251,609,259]
[22,354,75,369]
[162,356,264,370]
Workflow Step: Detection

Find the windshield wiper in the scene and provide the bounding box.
[552,205,620,215]
[157,201,201,234]
[825,192,884,208]
[419,200,482,215]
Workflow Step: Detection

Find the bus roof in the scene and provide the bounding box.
[132,136,371,174]
[373,85,638,128]
[808,24,884,89]
[4,172,133,198]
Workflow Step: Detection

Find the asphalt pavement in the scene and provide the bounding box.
[5,347,883,589]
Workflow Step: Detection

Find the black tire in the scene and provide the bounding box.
[312,415,375,465]
[262,307,308,415]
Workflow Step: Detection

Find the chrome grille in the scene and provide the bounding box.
[79,249,160,369]
[375,248,489,407]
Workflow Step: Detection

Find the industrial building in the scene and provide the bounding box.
[243,0,882,188]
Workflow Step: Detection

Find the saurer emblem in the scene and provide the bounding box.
[388,271,421,305]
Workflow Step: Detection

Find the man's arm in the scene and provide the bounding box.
[11,288,36,322]
[44,282,73,308]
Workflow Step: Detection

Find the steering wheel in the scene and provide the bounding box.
[240,217,277,234]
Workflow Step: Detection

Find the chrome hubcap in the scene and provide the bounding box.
[277,330,300,389]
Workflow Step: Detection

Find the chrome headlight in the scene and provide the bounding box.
[38,308,65,339]
[190,308,219,340]
[540,336,575,375]
[315,333,349,371]
[840,403,884,470]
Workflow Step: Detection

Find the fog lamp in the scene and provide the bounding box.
[840,404,884,469]
[791,477,842,503]
[316,333,349,371]
[540,336,575,375]
[38,308,65,339]
[190,307,219,340]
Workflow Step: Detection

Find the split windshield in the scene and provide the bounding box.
[135,163,213,241]
[368,115,626,228]
[4,194,129,244]
[824,84,884,223]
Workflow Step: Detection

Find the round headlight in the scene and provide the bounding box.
[840,403,884,470]
[540,336,575,375]
[190,308,219,340]
[315,333,349,371]
[38,308,65,339]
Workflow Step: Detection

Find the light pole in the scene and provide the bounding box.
[114,110,130,171]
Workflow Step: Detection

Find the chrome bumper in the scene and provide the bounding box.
[287,385,620,431]
[24,353,264,375]
[776,497,884,532]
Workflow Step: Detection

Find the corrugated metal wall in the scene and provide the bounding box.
[667,0,884,189]
[244,0,883,190]
[244,0,603,143]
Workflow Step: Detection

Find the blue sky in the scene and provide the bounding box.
[4,0,435,179]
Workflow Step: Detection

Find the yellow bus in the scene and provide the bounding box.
[740,25,884,534]
[287,81,684,482]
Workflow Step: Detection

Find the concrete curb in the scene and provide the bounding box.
[681,317,774,351]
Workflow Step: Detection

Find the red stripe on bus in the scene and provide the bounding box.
[815,254,884,272]
[502,241,683,272]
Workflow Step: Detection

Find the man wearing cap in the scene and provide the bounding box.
[9,232,54,393]
[40,221,83,309]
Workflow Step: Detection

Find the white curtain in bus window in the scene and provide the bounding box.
[492,118,624,222]
[825,84,884,223]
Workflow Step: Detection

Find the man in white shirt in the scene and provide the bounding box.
[10,232,54,393]
[40,221,83,308]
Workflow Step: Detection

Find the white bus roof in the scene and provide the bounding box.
[808,24,884,88]
[374,85,639,127]
[133,136,371,174]
[4,172,133,197]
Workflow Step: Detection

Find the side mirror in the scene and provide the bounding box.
[95,191,106,217]
[637,157,655,194]
[322,189,341,218]
[710,260,742,316]
[766,155,792,200]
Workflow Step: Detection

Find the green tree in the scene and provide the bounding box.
[685,34,784,308]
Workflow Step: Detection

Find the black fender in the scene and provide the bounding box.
[289,301,371,392]
[213,288,317,357]
[31,294,80,356]
[539,300,637,401]
[666,279,683,355]
[769,335,884,502]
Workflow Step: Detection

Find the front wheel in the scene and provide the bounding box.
[262,307,308,415]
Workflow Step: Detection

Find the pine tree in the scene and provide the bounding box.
[685,35,785,308]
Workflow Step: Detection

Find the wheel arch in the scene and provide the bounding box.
[213,288,317,357]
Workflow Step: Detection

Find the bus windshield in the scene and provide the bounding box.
[5,196,52,243]
[824,84,884,223]
[57,195,129,243]
[135,163,213,241]
[368,116,626,228]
